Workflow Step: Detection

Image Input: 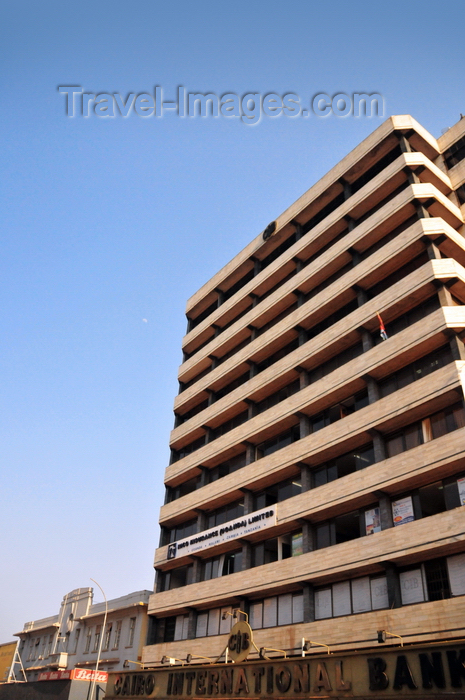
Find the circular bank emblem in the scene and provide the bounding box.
[227,620,253,662]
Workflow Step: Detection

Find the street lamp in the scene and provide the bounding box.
[89,578,108,700]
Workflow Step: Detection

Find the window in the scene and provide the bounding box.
[208,452,246,483]
[112,621,122,650]
[27,637,40,662]
[256,425,300,459]
[27,640,34,662]
[316,509,367,550]
[444,134,465,168]
[45,634,54,657]
[430,403,465,439]
[93,625,101,652]
[309,342,364,383]
[386,422,423,458]
[73,629,80,654]
[102,623,112,651]
[212,410,248,440]
[314,443,374,487]
[424,559,451,601]
[251,533,300,567]
[399,569,426,605]
[207,500,245,528]
[250,593,304,629]
[202,551,242,580]
[373,295,440,345]
[254,476,302,510]
[127,618,136,647]
[174,615,190,641]
[391,474,463,528]
[257,379,300,414]
[161,564,194,591]
[84,628,92,653]
[169,519,197,544]
[380,345,453,398]
[194,607,233,638]
[315,576,388,619]
[165,475,201,503]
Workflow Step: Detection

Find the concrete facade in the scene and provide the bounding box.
[143,114,465,670]
[14,587,151,681]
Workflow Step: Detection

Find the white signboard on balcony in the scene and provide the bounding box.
[167,506,277,559]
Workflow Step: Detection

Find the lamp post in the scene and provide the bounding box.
[89,578,108,700]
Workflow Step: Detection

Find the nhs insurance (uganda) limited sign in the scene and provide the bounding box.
[167,507,277,559]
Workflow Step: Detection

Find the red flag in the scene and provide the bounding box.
[377,312,388,340]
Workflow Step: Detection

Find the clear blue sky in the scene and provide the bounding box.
[1,0,464,641]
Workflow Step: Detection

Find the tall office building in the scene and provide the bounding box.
[142,115,465,684]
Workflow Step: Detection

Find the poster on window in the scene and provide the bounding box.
[392,496,414,526]
[292,532,303,556]
[457,477,465,506]
[447,553,465,596]
[399,569,425,605]
[365,507,381,535]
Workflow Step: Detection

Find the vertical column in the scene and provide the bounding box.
[191,557,202,584]
[383,562,402,609]
[198,466,209,488]
[363,373,380,404]
[241,540,252,571]
[348,247,361,266]
[293,221,304,241]
[297,412,311,439]
[215,288,225,308]
[295,325,308,345]
[241,488,254,515]
[353,284,368,306]
[449,334,465,361]
[296,366,310,390]
[245,399,258,420]
[154,569,164,594]
[369,428,387,463]
[248,325,258,341]
[146,616,158,646]
[374,491,394,530]
[249,292,259,308]
[299,519,315,553]
[202,425,213,444]
[358,327,374,353]
[415,200,431,219]
[247,360,258,379]
[244,441,256,465]
[299,463,313,492]
[187,609,198,640]
[398,133,412,153]
[293,290,305,308]
[252,257,261,277]
[195,509,207,533]
[159,527,170,547]
[405,169,420,186]
[301,583,315,623]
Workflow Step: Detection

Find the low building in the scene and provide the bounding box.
[14,587,151,682]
